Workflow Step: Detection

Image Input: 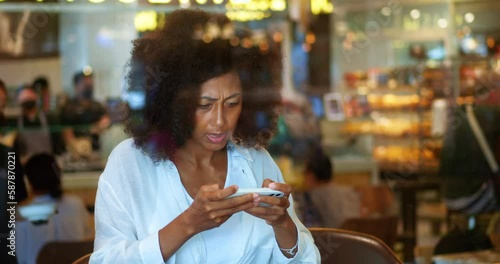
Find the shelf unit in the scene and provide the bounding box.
[338,64,449,176]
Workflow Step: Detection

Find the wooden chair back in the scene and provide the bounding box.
[309,227,402,264]
[36,240,93,264]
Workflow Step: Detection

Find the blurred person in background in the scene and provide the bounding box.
[13,86,55,164]
[0,79,17,139]
[434,79,500,256]
[60,70,110,160]
[0,79,9,136]
[439,90,500,218]
[16,153,92,264]
[90,9,319,263]
[0,79,7,116]
[32,76,51,113]
[301,147,361,228]
[32,76,65,155]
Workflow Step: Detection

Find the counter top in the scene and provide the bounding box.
[433,249,500,264]
[332,156,379,184]
[62,170,101,189]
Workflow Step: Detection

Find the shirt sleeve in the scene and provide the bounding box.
[259,150,321,263]
[90,172,164,264]
[271,193,321,264]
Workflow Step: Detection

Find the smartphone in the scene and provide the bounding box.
[226,188,285,207]
[227,188,284,198]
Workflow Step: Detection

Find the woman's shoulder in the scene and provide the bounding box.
[107,138,145,161]
[111,138,135,152]
[101,139,157,183]
[101,139,145,178]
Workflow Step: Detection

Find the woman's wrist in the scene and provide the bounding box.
[279,240,298,257]
[158,213,197,261]
[272,215,298,258]
[272,214,295,230]
[178,210,198,237]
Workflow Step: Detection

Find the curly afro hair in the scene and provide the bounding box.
[124,8,282,162]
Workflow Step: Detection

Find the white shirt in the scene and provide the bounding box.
[16,194,92,264]
[90,139,320,264]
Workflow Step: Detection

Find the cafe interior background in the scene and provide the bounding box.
[1,0,500,263]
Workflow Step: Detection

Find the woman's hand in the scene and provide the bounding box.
[159,184,257,260]
[181,184,257,234]
[245,179,298,257]
[244,178,293,227]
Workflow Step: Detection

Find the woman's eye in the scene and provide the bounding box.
[198,104,211,109]
[226,101,240,107]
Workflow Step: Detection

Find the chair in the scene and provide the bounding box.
[73,253,92,264]
[340,216,399,249]
[309,227,402,264]
[36,240,93,264]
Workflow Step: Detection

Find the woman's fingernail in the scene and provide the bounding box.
[253,193,259,199]
[269,183,276,189]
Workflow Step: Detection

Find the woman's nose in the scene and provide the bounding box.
[214,104,225,127]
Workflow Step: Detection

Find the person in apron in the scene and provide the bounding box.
[14,86,52,164]
[60,71,109,160]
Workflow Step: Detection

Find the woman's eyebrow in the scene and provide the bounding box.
[199,93,242,101]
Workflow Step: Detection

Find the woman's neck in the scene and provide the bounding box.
[175,142,225,167]
[174,144,228,197]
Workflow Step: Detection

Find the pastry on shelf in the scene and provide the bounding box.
[373,146,438,164]
[341,121,372,134]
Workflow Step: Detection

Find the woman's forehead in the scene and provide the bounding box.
[199,72,242,96]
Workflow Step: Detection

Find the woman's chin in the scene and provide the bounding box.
[208,141,228,151]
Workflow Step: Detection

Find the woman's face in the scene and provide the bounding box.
[190,71,242,152]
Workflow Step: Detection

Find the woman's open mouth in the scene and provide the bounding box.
[206,133,227,144]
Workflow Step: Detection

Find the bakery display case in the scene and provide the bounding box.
[337,65,449,176]
[320,119,379,186]
[328,0,460,178]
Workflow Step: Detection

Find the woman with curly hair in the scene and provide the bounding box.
[90,8,320,264]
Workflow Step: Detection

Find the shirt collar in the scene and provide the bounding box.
[227,141,253,162]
